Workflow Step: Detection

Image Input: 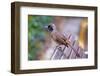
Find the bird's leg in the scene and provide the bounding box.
[57,46,68,59]
[50,44,60,60]
[59,46,66,59]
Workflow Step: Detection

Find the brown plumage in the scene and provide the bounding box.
[51,31,70,47]
[46,23,80,57]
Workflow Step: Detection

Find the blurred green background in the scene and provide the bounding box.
[28,15,53,60]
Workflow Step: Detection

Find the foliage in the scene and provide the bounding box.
[28,15,53,60]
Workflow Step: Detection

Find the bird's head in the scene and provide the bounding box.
[45,23,56,32]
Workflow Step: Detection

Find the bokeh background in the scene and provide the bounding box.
[28,15,88,60]
[28,15,53,60]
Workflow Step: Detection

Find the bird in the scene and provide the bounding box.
[45,23,80,57]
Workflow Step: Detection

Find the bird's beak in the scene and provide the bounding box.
[44,26,48,31]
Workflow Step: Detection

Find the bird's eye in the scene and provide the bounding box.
[48,25,53,32]
[48,25,51,28]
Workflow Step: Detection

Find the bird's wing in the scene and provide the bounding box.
[59,33,71,44]
[55,32,69,45]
